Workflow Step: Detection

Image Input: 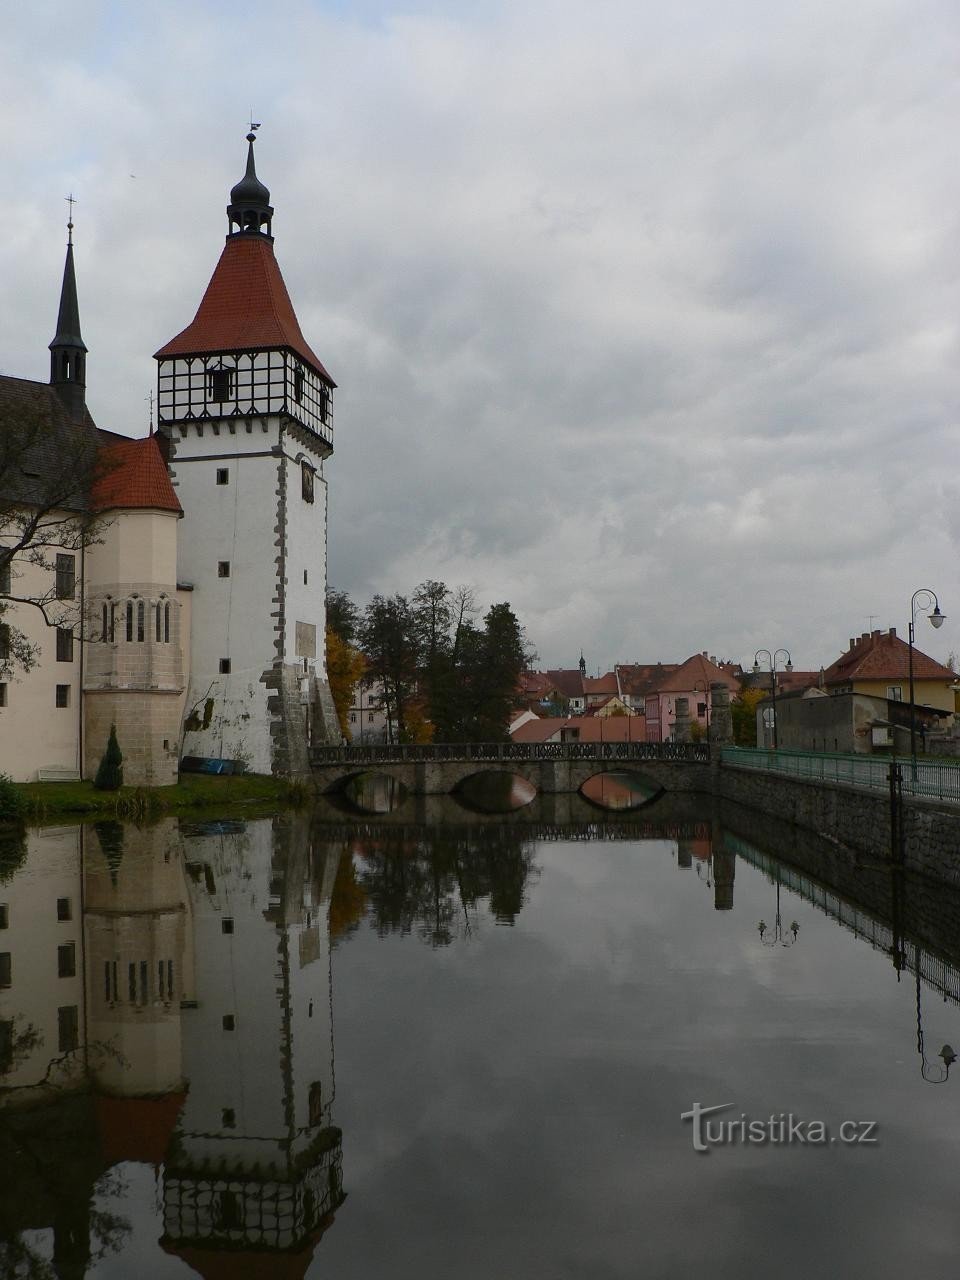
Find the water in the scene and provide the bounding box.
[1,799,959,1278]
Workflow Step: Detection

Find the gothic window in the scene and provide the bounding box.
[126,602,133,642]
[164,602,171,643]
[55,554,75,600]
[156,603,162,642]
[206,366,234,402]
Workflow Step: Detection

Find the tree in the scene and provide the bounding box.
[93,725,123,791]
[326,625,366,737]
[1,395,105,684]
[358,594,420,742]
[731,687,764,746]
[325,588,359,646]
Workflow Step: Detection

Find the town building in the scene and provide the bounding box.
[0,134,339,782]
[644,653,740,743]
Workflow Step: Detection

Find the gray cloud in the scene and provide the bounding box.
[3,0,959,670]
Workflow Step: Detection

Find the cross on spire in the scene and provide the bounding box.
[65,192,77,243]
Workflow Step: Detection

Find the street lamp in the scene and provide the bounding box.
[915,946,956,1084]
[753,649,793,750]
[692,679,710,734]
[908,589,946,766]
[758,871,799,947]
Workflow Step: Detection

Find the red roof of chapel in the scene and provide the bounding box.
[154,235,335,386]
[91,435,182,514]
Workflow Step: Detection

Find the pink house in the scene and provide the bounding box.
[644,653,740,742]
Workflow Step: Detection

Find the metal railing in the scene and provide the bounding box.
[720,746,960,805]
[310,740,711,766]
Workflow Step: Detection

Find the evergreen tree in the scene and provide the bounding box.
[94,724,123,791]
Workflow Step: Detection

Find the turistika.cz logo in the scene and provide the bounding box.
[681,1102,878,1153]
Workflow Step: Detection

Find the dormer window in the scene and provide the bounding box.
[206,366,234,403]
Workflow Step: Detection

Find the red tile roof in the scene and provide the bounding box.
[512,715,648,744]
[823,629,955,685]
[615,663,679,696]
[583,672,619,696]
[650,653,740,694]
[91,435,182,514]
[154,236,335,385]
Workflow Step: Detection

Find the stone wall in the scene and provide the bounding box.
[84,690,183,787]
[715,761,960,886]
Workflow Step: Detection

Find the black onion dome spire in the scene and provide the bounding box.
[49,213,87,420]
[227,132,274,238]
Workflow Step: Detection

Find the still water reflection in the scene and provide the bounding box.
[1,804,960,1276]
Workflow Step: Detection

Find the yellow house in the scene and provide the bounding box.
[822,628,956,714]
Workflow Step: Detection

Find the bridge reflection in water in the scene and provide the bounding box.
[1,799,960,1274]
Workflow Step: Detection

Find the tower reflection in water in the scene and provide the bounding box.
[0,815,345,1277]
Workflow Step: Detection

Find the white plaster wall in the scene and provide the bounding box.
[86,509,179,586]
[169,420,281,771]
[283,444,328,681]
[0,826,86,1098]
[0,548,83,781]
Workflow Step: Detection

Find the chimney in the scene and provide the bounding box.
[849,638,855,650]
[889,626,897,638]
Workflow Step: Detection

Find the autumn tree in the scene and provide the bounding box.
[326,625,366,737]
[731,686,764,746]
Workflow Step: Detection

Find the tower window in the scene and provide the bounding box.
[219,658,231,674]
[222,1014,235,1031]
[218,561,231,578]
[221,918,234,935]
[293,366,304,403]
[318,387,330,423]
[216,468,229,485]
[206,367,234,402]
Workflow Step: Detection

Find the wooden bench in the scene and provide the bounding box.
[36,767,81,782]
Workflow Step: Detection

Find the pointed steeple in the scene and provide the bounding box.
[49,210,88,420]
[227,131,273,239]
[579,651,587,677]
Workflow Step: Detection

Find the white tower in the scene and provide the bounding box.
[155,133,339,776]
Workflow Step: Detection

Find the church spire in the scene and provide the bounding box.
[49,202,88,420]
[227,129,273,239]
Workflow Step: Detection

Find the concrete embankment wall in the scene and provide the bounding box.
[715,763,960,886]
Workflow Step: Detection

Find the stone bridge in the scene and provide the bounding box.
[309,740,712,798]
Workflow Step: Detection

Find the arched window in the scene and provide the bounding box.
[164,602,171,644]
[125,602,133,642]
[137,601,145,642]
[101,603,108,640]
[155,603,162,642]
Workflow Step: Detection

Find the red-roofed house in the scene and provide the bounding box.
[644,653,741,743]
[822,628,956,712]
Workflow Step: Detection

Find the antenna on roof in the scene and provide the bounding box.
[145,389,154,435]
[867,615,878,630]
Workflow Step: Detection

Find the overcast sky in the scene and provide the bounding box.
[3,0,959,671]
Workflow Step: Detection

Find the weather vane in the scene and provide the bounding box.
[248,111,261,134]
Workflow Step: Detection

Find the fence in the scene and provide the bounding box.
[721,746,960,805]
[310,740,710,766]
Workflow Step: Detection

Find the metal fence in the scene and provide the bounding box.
[720,746,960,805]
[310,740,710,766]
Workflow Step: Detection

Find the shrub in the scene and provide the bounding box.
[94,725,124,791]
[0,773,26,824]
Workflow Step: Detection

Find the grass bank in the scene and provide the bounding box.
[16,774,313,822]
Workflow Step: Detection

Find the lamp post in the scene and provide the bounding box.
[692,679,710,734]
[908,589,945,766]
[753,649,793,750]
[915,945,956,1084]
[757,871,799,947]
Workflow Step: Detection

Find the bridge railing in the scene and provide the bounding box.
[720,746,960,805]
[310,741,711,766]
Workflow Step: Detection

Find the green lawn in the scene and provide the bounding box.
[16,773,313,821]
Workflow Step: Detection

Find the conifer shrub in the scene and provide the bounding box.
[0,773,26,824]
[94,725,124,791]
